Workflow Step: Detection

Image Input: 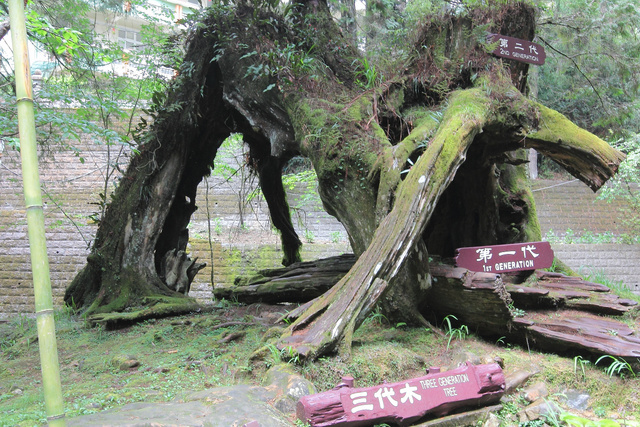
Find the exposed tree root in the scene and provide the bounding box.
[86,297,201,329]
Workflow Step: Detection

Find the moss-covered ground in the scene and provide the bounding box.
[0,302,638,426]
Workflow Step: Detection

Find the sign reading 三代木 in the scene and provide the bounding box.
[488,34,546,65]
[297,363,505,426]
[341,369,474,420]
[455,241,554,273]
[339,363,502,424]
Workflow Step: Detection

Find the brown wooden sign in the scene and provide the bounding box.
[297,363,505,427]
[456,241,554,273]
[488,34,546,65]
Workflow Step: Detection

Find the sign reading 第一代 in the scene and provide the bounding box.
[455,241,554,273]
[488,34,546,65]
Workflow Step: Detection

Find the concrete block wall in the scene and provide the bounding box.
[0,141,351,320]
[532,179,635,237]
[552,244,640,289]
[0,142,638,320]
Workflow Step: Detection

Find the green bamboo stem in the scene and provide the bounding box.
[8,0,66,425]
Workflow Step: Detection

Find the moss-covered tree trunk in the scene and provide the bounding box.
[66,0,623,352]
[64,6,304,325]
[64,38,233,322]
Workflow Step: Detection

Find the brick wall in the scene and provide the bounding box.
[1,143,637,320]
[551,244,640,289]
[532,179,635,237]
[0,141,351,320]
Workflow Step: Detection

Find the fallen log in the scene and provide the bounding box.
[512,313,640,358]
[426,263,514,337]
[428,264,640,358]
[230,256,640,358]
[505,270,638,315]
[213,254,356,304]
[297,363,505,427]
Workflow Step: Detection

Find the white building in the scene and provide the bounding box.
[2,0,208,80]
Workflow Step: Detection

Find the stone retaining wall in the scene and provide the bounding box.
[0,141,637,320]
[552,244,640,289]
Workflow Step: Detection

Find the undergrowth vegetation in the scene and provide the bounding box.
[1,303,638,426]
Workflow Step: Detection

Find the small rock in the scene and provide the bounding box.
[561,389,590,411]
[446,350,482,370]
[120,359,140,370]
[521,381,548,403]
[110,355,140,371]
[263,364,317,414]
[504,367,540,395]
[10,385,23,396]
[522,398,561,422]
[482,355,504,369]
[483,412,501,427]
[260,311,283,324]
[502,413,518,426]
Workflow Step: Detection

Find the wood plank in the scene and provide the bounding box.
[517,313,640,358]
[526,324,640,358]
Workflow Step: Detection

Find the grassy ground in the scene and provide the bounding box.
[0,301,639,426]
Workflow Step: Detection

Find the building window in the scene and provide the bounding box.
[118,29,142,50]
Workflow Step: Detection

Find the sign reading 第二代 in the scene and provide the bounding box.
[455,241,554,273]
[488,34,546,65]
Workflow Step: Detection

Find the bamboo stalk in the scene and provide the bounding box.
[7,0,66,425]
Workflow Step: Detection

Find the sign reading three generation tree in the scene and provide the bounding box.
[297,363,505,426]
[455,241,554,273]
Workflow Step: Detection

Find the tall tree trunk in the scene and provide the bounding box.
[65,8,303,323]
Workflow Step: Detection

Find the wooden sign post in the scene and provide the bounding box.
[488,34,546,65]
[455,241,554,273]
[297,363,505,427]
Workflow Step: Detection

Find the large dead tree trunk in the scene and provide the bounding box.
[64,6,303,325]
[278,87,491,358]
[66,0,624,355]
[275,79,624,359]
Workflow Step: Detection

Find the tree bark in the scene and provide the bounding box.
[276,74,625,359]
[277,88,492,359]
[65,2,625,349]
[65,7,302,321]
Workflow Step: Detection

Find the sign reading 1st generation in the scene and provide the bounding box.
[489,34,546,65]
[456,241,554,273]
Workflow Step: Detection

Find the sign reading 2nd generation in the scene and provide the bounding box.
[488,34,546,65]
